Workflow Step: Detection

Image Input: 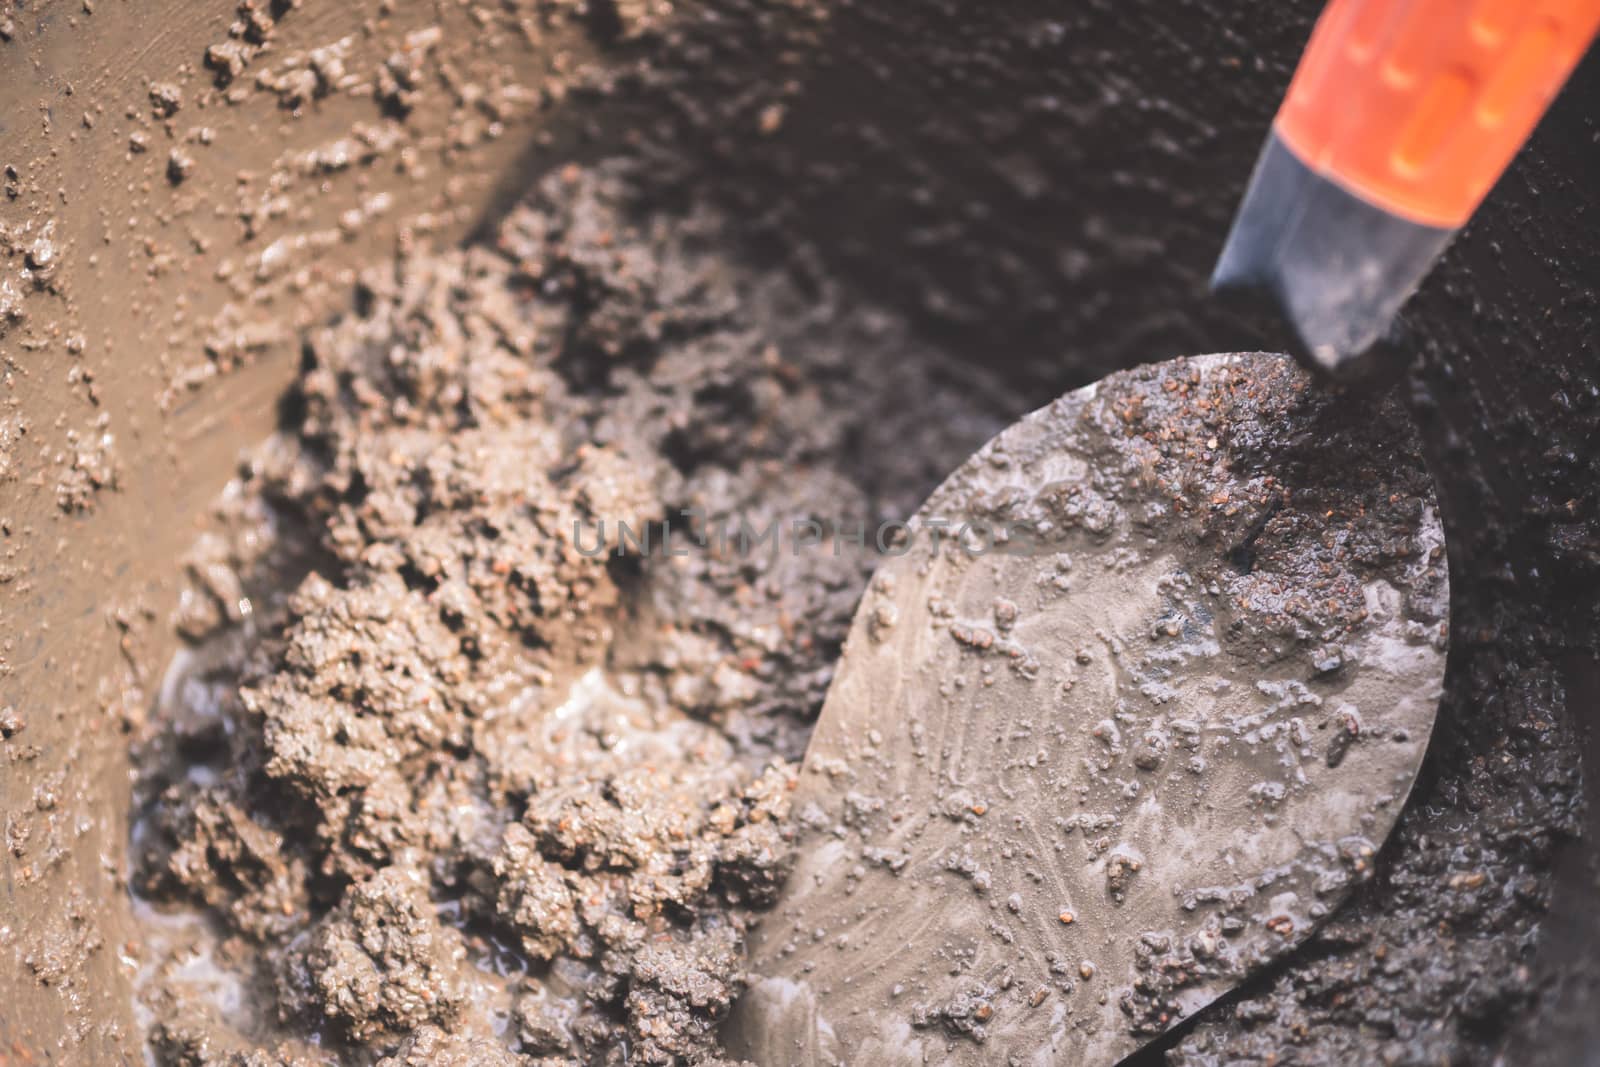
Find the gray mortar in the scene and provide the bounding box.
[0,0,1596,1064]
[129,162,1024,1065]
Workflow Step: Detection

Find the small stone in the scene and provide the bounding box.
[167,149,195,184]
[757,103,785,134]
[148,81,183,117]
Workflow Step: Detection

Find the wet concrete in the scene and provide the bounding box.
[128,161,1027,1064]
[0,0,1597,1064]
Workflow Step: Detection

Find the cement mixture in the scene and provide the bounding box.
[128,161,1021,1066]
[131,158,1462,1066]
[0,1,1592,1064]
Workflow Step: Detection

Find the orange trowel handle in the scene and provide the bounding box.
[1276,0,1600,228]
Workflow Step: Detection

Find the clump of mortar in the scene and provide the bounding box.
[129,160,1019,1065]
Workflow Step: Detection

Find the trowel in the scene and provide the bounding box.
[725,2,1600,1063]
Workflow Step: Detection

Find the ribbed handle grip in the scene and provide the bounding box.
[1276,0,1600,228]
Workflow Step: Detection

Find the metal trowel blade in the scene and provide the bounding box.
[724,352,1449,1065]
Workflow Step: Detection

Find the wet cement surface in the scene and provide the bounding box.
[128,153,1580,1067]
[1,0,1596,1063]
[129,161,1026,1065]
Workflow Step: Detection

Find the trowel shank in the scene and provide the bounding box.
[1214,0,1600,379]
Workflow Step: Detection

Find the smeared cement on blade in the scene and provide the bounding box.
[725,353,1449,1066]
